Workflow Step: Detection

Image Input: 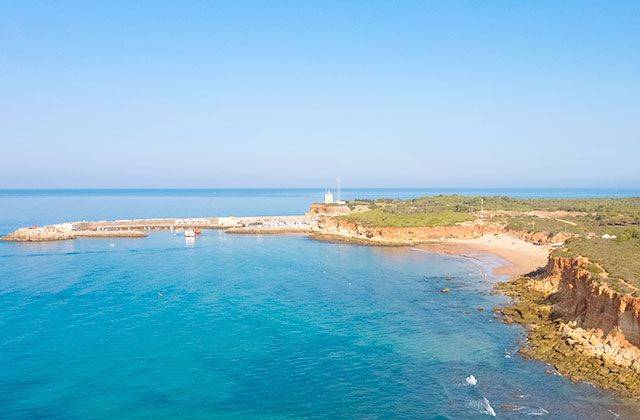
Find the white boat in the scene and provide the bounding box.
[184,229,196,237]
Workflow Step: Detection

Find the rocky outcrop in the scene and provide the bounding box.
[1,227,147,241]
[497,256,640,394]
[559,323,640,373]
[512,230,573,245]
[308,203,369,216]
[1,227,76,241]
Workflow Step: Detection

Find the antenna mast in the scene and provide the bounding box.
[337,177,341,202]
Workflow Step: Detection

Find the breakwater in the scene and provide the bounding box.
[1,215,316,242]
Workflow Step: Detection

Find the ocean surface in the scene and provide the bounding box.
[1,188,639,419]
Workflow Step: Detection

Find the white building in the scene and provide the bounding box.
[324,191,334,204]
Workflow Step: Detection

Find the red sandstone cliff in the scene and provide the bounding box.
[314,216,571,246]
[313,218,503,243]
[544,256,640,348]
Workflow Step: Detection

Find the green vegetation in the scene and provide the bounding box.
[343,195,640,231]
[343,209,473,227]
[618,227,640,241]
[499,215,587,235]
[554,235,640,291]
[585,262,604,275]
[354,195,640,217]
[338,194,640,291]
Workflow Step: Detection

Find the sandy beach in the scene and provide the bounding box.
[421,233,551,277]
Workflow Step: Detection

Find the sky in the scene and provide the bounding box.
[0,1,638,188]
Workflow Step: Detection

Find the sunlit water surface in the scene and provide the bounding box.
[1,189,639,418]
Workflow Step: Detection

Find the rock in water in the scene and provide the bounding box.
[501,403,523,411]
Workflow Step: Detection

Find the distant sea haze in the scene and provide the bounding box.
[1,187,640,198]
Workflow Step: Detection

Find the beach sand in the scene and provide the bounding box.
[421,233,550,277]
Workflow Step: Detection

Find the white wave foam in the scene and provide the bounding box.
[468,397,496,417]
[527,407,549,416]
[465,375,478,386]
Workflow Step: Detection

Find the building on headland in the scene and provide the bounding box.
[324,191,334,204]
[323,178,346,205]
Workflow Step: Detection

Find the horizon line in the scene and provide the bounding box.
[0,186,639,191]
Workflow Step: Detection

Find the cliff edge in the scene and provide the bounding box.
[497,256,640,394]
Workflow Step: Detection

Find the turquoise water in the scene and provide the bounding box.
[1,189,640,418]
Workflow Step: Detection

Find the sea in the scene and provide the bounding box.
[1,188,639,419]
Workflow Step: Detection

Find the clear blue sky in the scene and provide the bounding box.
[1,1,638,188]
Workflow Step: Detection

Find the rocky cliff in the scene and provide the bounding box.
[313,215,572,246]
[313,218,504,244]
[544,256,640,348]
[499,256,640,393]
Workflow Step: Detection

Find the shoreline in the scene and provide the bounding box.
[419,234,551,278]
[417,234,640,399]
[5,214,640,399]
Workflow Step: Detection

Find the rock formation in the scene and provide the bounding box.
[497,256,640,394]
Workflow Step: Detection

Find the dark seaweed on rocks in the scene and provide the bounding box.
[495,276,640,396]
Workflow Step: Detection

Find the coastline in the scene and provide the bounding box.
[5,212,638,418]
[420,234,640,398]
[419,234,550,278]
[4,209,640,398]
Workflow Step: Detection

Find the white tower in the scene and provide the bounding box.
[324,190,334,204]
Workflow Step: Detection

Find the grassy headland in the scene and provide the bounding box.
[339,195,640,290]
[343,208,473,227]
[554,232,640,294]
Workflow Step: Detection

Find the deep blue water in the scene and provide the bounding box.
[1,189,639,418]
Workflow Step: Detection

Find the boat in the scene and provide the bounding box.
[184,229,196,237]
